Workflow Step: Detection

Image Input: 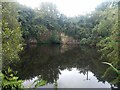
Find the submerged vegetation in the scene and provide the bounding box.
[1,1,120,89]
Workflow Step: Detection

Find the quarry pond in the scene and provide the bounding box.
[9,44,113,88]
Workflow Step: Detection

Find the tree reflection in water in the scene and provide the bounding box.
[3,44,118,88]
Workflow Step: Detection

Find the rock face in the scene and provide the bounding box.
[27,32,79,44]
[60,33,79,44]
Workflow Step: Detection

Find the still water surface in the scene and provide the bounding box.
[11,44,111,88]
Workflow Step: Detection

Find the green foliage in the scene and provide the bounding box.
[1,67,23,90]
[95,2,119,85]
[102,62,120,75]
[1,68,47,89]
[80,38,88,45]
[102,62,120,84]
[18,5,37,40]
[49,31,60,44]
[2,2,23,64]
[34,79,47,88]
[28,77,47,88]
[18,2,62,44]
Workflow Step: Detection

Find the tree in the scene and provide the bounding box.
[2,2,22,64]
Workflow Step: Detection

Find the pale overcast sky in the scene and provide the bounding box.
[17,0,104,17]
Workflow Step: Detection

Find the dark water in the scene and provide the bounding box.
[10,44,113,88]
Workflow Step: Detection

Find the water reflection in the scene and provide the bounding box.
[10,45,112,88]
[23,68,110,88]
